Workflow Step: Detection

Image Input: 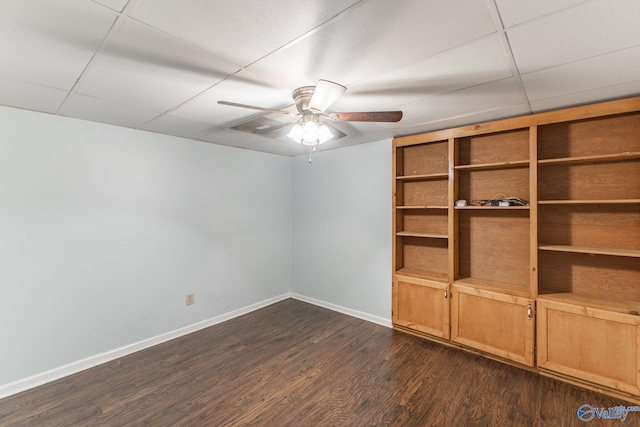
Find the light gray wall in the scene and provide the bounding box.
[0,106,292,386]
[291,140,392,320]
[0,105,394,390]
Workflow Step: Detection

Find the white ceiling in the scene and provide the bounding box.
[1,0,640,156]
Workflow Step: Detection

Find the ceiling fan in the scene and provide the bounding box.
[218,79,403,146]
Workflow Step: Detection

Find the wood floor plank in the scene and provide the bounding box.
[0,299,635,426]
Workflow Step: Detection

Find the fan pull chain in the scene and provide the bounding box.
[308,145,317,163]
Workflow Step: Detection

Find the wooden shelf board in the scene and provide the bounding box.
[538,151,640,166]
[453,277,531,298]
[395,268,449,283]
[538,199,640,205]
[455,205,530,210]
[538,245,640,258]
[455,160,529,171]
[396,231,448,239]
[396,205,449,210]
[396,172,449,181]
[538,291,640,316]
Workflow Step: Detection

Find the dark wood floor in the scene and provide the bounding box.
[0,299,634,426]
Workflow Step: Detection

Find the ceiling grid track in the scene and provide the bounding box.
[243,0,366,71]
[484,0,532,113]
[55,0,143,116]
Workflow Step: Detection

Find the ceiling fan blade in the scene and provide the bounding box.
[217,100,297,116]
[308,80,346,113]
[328,111,403,122]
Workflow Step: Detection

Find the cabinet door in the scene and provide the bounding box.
[537,298,640,395]
[451,285,535,366]
[393,276,450,339]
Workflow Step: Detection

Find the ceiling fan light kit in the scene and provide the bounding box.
[218,79,403,150]
[287,115,334,146]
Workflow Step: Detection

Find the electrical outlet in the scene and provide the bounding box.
[186,293,195,306]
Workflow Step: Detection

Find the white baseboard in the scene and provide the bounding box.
[0,293,390,400]
[0,293,292,400]
[290,293,392,328]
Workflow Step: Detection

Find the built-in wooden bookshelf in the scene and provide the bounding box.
[536,112,640,307]
[393,139,449,279]
[450,128,535,364]
[393,139,451,338]
[392,96,640,403]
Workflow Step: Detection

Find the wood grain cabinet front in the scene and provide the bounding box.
[393,275,450,340]
[451,284,535,367]
[537,297,640,396]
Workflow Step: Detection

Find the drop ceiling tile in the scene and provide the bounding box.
[140,115,223,140]
[248,0,495,88]
[507,0,640,73]
[399,77,527,127]
[130,0,361,67]
[76,19,240,112]
[495,0,586,28]
[201,129,269,149]
[0,77,68,113]
[320,129,393,150]
[2,1,639,157]
[326,121,391,140]
[333,34,513,111]
[245,139,309,157]
[170,70,295,126]
[522,45,640,101]
[397,103,531,136]
[58,94,160,128]
[530,80,640,112]
[0,0,116,89]
[93,0,129,12]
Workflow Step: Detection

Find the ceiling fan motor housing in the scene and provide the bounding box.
[292,86,317,113]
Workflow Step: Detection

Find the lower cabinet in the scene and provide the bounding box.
[393,284,640,399]
[537,297,640,396]
[393,279,536,367]
[451,285,536,367]
[393,275,450,340]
